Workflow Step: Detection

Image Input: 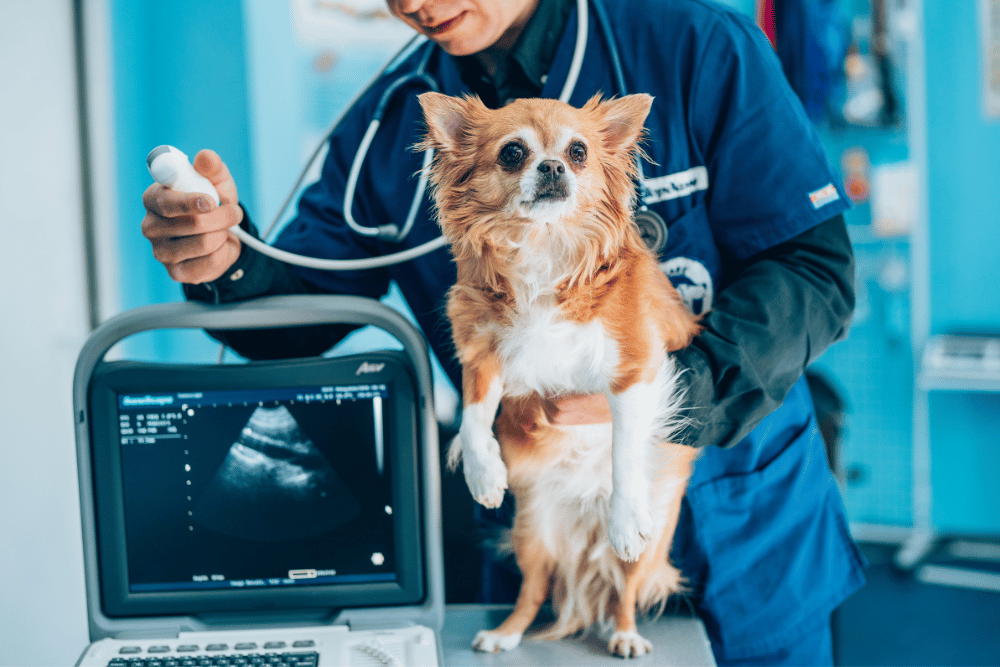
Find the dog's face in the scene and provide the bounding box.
[417,94,653,242]
[488,109,595,222]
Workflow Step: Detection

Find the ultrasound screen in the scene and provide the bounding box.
[116,383,397,594]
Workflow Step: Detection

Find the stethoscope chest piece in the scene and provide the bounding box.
[635,207,668,254]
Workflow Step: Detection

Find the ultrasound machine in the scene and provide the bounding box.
[73,295,444,667]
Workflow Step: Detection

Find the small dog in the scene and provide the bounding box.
[418,92,701,658]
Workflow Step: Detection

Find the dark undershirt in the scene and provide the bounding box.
[453,0,574,108]
[184,0,855,450]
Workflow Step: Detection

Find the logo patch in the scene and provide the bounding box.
[640,166,709,205]
[660,257,714,317]
[808,183,841,209]
[356,361,386,375]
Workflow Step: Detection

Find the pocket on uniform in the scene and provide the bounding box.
[685,416,865,657]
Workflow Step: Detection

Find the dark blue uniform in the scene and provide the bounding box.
[210,0,866,661]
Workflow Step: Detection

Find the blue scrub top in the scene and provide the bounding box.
[275,0,864,657]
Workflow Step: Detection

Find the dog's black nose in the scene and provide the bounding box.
[537,160,565,174]
[535,159,569,202]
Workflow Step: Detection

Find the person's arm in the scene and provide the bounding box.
[142,68,410,360]
[673,212,854,448]
[551,213,854,448]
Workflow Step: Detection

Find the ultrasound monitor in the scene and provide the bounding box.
[87,351,424,618]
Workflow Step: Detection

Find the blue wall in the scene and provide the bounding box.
[110,1,255,361]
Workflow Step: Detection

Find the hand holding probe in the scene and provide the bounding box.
[146,145,445,271]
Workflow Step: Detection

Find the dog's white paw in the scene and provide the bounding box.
[608,491,652,561]
[462,436,508,509]
[608,630,652,658]
[472,629,523,653]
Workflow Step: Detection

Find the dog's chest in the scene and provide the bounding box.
[494,303,617,396]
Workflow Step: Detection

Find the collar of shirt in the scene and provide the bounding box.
[454,0,575,108]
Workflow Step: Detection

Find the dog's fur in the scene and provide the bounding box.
[418,93,701,658]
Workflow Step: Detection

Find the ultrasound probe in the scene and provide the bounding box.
[146,145,447,271]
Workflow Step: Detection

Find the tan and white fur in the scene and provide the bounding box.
[418,93,701,658]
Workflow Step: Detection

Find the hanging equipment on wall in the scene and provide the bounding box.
[756,0,851,123]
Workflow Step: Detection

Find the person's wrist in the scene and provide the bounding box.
[181,204,261,301]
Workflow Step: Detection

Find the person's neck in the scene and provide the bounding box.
[473,0,540,77]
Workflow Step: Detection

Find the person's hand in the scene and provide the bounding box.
[494,393,612,450]
[141,149,244,284]
[548,393,612,426]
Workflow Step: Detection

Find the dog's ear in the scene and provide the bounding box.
[417,92,485,152]
[588,94,654,152]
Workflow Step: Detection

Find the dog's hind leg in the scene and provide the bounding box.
[472,534,555,653]
[609,549,658,658]
[609,443,695,658]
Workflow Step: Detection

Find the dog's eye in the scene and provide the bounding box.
[568,141,587,165]
[498,142,527,170]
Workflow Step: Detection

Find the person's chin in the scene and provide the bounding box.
[437,39,486,56]
[426,18,493,55]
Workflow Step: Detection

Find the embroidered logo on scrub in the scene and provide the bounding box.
[808,183,841,209]
[640,166,709,204]
[660,257,714,317]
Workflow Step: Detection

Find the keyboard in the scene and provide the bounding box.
[108,652,317,666]
[77,625,438,667]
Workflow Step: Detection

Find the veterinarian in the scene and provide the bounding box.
[141,0,866,663]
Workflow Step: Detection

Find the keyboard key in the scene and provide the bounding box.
[119,647,142,654]
[205,644,228,651]
[291,641,314,648]
[176,645,199,652]
[262,642,286,649]
[234,643,257,651]
[148,646,171,653]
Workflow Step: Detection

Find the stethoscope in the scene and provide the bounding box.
[232,0,668,271]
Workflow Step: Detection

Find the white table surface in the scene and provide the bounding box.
[442,604,716,666]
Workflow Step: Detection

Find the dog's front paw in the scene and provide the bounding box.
[462,436,508,509]
[608,492,652,561]
[609,630,652,658]
[472,629,523,653]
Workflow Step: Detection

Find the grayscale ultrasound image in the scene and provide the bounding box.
[193,406,361,541]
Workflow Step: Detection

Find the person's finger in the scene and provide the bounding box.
[163,234,242,284]
[143,182,216,218]
[550,393,612,426]
[141,203,243,241]
[151,229,232,267]
[192,149,239,205]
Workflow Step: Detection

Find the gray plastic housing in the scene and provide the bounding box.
[72,295,445,641]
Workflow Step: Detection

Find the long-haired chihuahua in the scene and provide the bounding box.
[418,92,701,658]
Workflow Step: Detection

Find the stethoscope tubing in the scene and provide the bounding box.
[235,0,634,271]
